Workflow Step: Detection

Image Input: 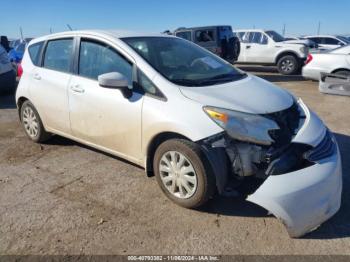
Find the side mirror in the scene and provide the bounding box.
[98,72,132,99]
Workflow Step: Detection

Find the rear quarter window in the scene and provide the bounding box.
[28,42,44,66]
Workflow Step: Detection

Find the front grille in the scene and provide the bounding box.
[304,130,336,162]
[264,102,305,146]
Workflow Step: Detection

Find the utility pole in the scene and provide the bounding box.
[50,27,53,34]
[19,27,24,41]
[317,21,321,35]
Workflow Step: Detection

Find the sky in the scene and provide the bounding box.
[1,0,349,39]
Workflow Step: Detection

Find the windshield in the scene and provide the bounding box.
[265,30,285,42]
[122,37,246,87]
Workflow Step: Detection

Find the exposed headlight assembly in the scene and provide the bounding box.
[203,106,280,145]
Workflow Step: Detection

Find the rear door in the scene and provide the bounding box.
[243,32,272,63]
[29,38,74,134]
[68,38,143,161]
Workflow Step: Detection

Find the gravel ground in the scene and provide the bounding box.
[0,66,349,255]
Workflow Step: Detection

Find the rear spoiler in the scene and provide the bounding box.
[319,72,350,96]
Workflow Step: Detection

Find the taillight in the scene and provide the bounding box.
[17,63,23,78]
[305,54,313,65]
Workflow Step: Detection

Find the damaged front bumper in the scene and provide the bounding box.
[247,144,342,237]
[247,102,342,238]
[202,99,342,238]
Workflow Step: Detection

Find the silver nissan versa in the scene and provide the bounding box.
[16,30,342,238]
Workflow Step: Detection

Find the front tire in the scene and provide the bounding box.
[20,100,51,143]
[153,139,216,209]
[277,55,299,75]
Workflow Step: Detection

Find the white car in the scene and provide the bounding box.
[16,30,342,238]
[234,29,308,75]
[302,45,350,80]
[303,35,350,50]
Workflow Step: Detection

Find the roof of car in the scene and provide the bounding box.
[174,25,231,31]
[304,35,339,38]
[30,29,171,44]
[234,29,267,32]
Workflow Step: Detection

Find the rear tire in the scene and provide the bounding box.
[20,100,51,143]
[277,55,299,75]
[153,139,216,209]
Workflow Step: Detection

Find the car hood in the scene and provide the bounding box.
[179,74,294,114]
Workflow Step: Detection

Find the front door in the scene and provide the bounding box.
[68,39,143,161]
[243,32,273,63]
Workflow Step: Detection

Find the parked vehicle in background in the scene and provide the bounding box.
[9,41,27,63]
[302,45,350,80]
[303,35,349,50]
[284,37,318,49]
[0,43,16,94]
[319,73,350,96]
[1,36,11,52]
[234,29,308,75]
[174,25,240,63]
[16,30,342,238]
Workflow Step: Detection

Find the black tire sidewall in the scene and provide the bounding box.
[277,55,299,75]
[153,139,215,209]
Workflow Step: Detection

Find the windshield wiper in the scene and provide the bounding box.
[171,79,201,87]
[197,73,247,85]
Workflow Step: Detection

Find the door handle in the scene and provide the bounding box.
[246,45,251,49]
[33,73,41,80]
[70,85,85,93]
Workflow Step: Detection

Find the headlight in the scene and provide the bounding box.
[203,106,279,145]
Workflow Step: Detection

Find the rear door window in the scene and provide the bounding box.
[43,39,73,73]
[309,37,321,44]
[28,42,44,66]
[176,31,192,41]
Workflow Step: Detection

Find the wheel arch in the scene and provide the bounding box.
[17,96,29,120]
[275,51,300,64]
[331,68,350,74]
[145,131,191,177]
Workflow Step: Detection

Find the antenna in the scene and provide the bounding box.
[317,22,321,35]
[282,23,286,36]
[19,27,24,41]
[66,24,73,31]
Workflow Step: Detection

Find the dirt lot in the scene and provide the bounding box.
[0,66,350,255]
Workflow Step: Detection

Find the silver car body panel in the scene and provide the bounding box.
[16,30,342,238]
[179,75,294,114]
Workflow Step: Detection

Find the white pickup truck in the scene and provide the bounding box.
[234,29,309,75]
